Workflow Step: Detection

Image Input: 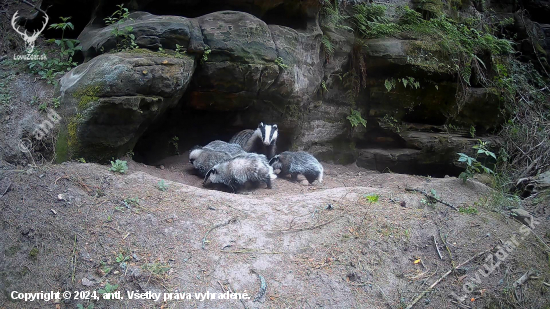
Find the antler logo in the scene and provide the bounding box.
[11,11,49,54]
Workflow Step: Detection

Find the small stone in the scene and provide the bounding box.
[142,70,148,74]
[159,165,165,170]
[82,278,94,286]
[57,194,66,201]
[113,270,120,275]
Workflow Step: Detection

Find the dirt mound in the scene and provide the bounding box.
[1,160,549,308]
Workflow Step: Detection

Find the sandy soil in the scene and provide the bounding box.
[1,158,549,309]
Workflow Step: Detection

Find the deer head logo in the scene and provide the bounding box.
[11,11,49,54]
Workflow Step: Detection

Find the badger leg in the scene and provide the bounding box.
[266,177,272,189]
[304,172,317,184]
[290,173,298,182]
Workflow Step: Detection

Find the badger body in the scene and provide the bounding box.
[229,122,278,159]
[189,148,233,177]
[269,151,324,184]
[203,140,246,156]
[203,153,277,193]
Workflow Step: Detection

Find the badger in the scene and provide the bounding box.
[203,140,246,156]
[268,151,324,184]
[229,122,278,159]
[203,153,277,193]
[188,147,233,177]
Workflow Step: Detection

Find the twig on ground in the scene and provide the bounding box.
[451,300,472,308]
[70,235,77,284]
[405,188,459,211]
[513,270,537,289]
[404,249,491,309]
[250,269,267,302]
[271,216,343,232]
[433,235,443,260]
[201,217,237,250]
[222,248,282,254]
[0,180,12,197]
[542,281,550,287]
[439,231,455,268]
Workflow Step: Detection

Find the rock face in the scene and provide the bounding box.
[78,12,206,60]
[53,1,518,175]
[56,51,195,162]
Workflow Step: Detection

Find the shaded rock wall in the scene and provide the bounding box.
[48,0,542,175]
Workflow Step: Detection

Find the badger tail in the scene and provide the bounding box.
[318,166,324,183]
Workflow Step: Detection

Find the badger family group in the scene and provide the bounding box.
[192,122,324,193]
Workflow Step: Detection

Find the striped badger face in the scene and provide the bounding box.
[268,155,282,170]
[203,167,219,185]
[258,122,278,146]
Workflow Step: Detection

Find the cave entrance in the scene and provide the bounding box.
[132,100,294,166]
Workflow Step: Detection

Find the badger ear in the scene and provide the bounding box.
[258,122,264,128]
[273,124,278,129]
[268,155,280,165]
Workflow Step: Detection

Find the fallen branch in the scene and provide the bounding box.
[405,188,459,211]
[201,217,237,250]
[433,235,443,260]
[250,269,267,302]
[404,249,491,309]
[513,270,536,289]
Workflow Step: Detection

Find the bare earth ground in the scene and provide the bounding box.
[1,156,549,309]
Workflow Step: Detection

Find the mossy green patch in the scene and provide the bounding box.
[73,85,101,110]
[55,126,69,163]
[4,245,20,257]
[29,247,39,260]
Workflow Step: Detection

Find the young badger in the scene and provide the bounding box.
[188,147,233,177]
[229,122,278,159]
[269,151,324,184]
[203,153,277,193]
[203,140,246,156]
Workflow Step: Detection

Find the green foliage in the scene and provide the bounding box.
[76,304,94,309]
[321,35,335,57]
[458,205,479,214]
[353,4,398,39]
[109,159,128,174]
[123,197,140,208]
[25,16,81,86]
[469,125,476,138]
[157,180,168,191]
[142,262,170,275]
[364,194,380,203]
[175,44,186,55]
[169,136,179,155]
[384,78,396,92]
[457,140,496,182]
[321,0,353,32]
[320,0,353,60]
[275,57,289,69]
[347,108,367,128]
[104,4,137,51]
[115,252,130,263]
[385,77,420,91]
[381,115,401,132]
[98,282,118,295]
[351,4,513,85]
[201,47,211,63]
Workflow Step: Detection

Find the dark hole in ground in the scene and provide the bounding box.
[133,106,293,166]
